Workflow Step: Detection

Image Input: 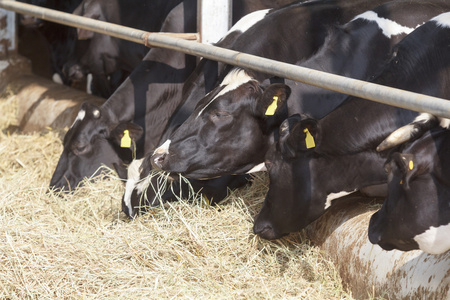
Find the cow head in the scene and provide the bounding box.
[50,102,143,191]
[151,68,290,179]
[122,156,250,218]
[369,129,450,254]
[253,114,387,240]
[253,115,325,239]
[63,0,120,94]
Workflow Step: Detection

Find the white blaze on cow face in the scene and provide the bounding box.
[246,162,267,174]
[123,158,144,217]
[413,223,450,254]
[433,11,450,28]
[325,190,357,210]
[153,139,172,157]
[197,68,254,118]
[354,10,415,38]
[70,108,86,128]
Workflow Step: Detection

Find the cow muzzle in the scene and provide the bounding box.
[151,139,171,170]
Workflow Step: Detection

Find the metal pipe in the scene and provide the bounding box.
[1,0,450,119]
[0,0,199,42]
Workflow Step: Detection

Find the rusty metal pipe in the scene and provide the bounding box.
[1,0,450,119]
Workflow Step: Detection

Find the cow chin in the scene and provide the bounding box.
[368,212,419,252]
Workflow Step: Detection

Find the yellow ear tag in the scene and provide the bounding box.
[121,130,131,148]
[409,160,413,170]
[304,128,315,149]
[265,96,278,116]
[400,180,403,185]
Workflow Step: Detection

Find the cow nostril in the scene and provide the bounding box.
[152,152,167,169]
[253,219,278,240]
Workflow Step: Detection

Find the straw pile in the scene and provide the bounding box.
[0,85,356,299]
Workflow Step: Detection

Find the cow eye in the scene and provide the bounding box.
[210,110,231,121]
[73,144,88,156]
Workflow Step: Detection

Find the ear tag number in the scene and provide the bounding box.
[304,128,315,149]
[265,96,278,116]
[409,160,413,170]
[121,130,131,148]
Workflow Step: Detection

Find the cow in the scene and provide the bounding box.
[368,127,450,254]
[252,12,450,240]
[149,0,447,180]
[63,0,184,98]
[17,0,82,84]
[49,0,199,191]
[124,0,400,217]
[49,1,289,213]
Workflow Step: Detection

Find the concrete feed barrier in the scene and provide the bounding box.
[305,196,449,300]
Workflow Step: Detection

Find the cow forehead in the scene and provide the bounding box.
[353,10,415,38]
[70,108,86,129]
[196,69,254,118]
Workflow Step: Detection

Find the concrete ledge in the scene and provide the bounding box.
[305,196,449,299]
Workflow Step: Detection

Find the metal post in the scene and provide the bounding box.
[0,0,449,119]
[198,0,232,44]
[0,0,15,56]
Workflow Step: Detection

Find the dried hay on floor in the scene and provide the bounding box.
[0,89,355,299]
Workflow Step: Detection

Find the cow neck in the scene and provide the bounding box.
[316,98,419,156]
[312,149,387,196]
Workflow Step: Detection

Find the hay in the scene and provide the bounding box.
[0,87,356,299]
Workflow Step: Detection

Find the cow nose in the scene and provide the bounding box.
[368,213,383,245]
[253,218,279,240]
[368,229,382,245]
[151,152,167,170]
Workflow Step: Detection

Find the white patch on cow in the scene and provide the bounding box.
[414,113,433,123]
[226,9,270,35]
[432,12,450,28]
[413,223,450,254]
[439,118,450,129]
[354,11,415,38]
[415,113,450,129]
[246,163,267,174]
[153,139,171,156]
[86,73,93,94]
[52,73,63,85]
[70,109,86,128]
[196,68,254,118]
[325,190,357,210]
[123,158,144,217]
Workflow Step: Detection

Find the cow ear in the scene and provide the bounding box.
[257,84,291,117]
[392,153,417,188]
[74,4,100,40]
[279,115,318,158]
[77,28,94,40]
[110,122,144,151]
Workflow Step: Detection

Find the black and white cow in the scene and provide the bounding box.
[49,1,293,208]
[369,126,450,254]
[49,0,198,191]
[17,0,82,84]
[150,0,446,179]
[253,12,450,240]
[63,0,184,98]
[124,0,399,216]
